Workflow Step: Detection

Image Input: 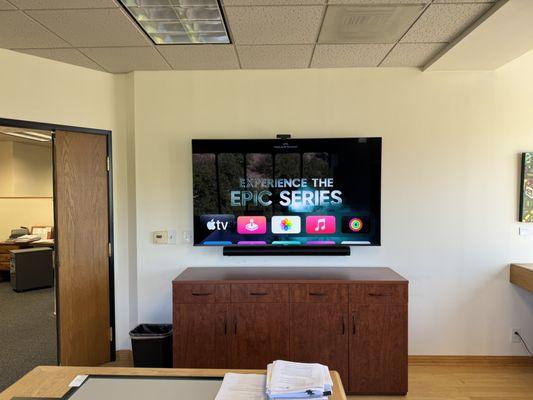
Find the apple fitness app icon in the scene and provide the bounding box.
[271,216,301,234]
[237,216,267,234]
[348,217,363,232]
[341,216,370,234]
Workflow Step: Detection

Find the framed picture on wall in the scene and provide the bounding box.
[519,152,533,222]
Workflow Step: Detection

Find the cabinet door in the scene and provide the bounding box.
[349,304,408,394]
[229,303,290,369]
[173,303,228,368]
[290,303,349,385]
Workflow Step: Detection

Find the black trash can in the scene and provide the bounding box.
[129,324,173,368]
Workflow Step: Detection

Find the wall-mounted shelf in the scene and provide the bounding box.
[510,263,533,292]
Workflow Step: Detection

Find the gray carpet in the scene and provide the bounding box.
[0,281,57,392]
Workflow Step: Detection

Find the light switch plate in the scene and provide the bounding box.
[519,226,532,236]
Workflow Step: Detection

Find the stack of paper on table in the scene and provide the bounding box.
[266,360,333,399]
[214,373,266,400]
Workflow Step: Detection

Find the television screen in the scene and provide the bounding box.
[192,138,381,246]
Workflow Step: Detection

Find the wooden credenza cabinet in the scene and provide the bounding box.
[172,267,408,395]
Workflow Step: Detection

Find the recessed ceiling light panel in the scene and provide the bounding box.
[319,5,424,44]
[119,0,231,45]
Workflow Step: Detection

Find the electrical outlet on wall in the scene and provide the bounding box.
[182,230,192,244]
[511,327,522,343]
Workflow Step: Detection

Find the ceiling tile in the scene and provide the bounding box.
[401,3,493,43]
[158,45,240,70]
[329,0,428,3]
[380,42,446,67]
[14,48,104,71]
[9,0,117,9]
[311,43,393,68]
[0,0,16,10]
[225,6,324,44]
[80,47,170,73]
[237,44,314,69]
[223,0,324,4]
[0,11,69,48]
[26,8,150,47]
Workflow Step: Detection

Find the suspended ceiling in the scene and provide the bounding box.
[0,0,503,73]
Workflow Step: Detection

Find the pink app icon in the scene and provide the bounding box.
[237,216,267,234]
[306,216,336,234]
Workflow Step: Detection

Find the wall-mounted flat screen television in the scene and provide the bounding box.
[192,138,381,246]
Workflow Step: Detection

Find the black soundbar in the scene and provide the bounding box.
[223,245,351,256]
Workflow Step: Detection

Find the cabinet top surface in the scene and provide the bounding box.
[173,267,407,283]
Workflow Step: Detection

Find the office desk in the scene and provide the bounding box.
[0,241,54,272]
[0,366,347,400]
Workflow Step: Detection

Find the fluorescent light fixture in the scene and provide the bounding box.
[0,131,50,142]
[22,131,52,139]
[118,0,230,44]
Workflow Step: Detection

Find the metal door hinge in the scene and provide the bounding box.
[110,327,113,341]
[106,156,110,171]
[108,243,112,257]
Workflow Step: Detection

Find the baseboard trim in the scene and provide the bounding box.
[115,349,133,360]
[113,351,532,367]
[409,355,533,366]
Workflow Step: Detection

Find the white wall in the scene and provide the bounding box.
[132,52,533,355]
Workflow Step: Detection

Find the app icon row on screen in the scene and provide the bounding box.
[202,214,370,235]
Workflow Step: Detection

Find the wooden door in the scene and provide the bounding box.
[173,303,228,368]
[54,131,111,366]
[290,303,349,385]
[349,304,408,394]
[229,303,290,369]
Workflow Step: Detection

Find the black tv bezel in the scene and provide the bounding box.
[191,137,382,248]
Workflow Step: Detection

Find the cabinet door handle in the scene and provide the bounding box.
[224,316,227,335]
[191,292,212,296]
[368,293,386,297]
[233,317,237,335]
[342,316,346,335]
[352,314,356,335]
[309,292,326,297]
[250,292,268,296]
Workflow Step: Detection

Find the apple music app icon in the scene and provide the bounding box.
[306,215,336,234]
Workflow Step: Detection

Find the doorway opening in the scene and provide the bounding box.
[0,118,115,391]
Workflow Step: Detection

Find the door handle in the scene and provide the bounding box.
[250,292,268,296]
[342,315,346,335]
[352,314,356,335]
[224,316,227,335]
[368,293,386,297]
[233,317,237,335]
[191,292,212,296]
[309,292,326,297]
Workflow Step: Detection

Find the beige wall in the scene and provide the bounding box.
[132,51,533,356]
[0,140,53,239]
[2,46,533,355]
[12,142,53,197]
[0,49,134,349]
[0,198,53,240]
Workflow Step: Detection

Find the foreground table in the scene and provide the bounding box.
[0,366,347,400]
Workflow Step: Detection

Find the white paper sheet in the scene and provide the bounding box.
[215,373,266,400]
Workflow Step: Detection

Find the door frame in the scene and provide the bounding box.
[0,117,116,363]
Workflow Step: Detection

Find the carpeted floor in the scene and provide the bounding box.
[0,281,57,392]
